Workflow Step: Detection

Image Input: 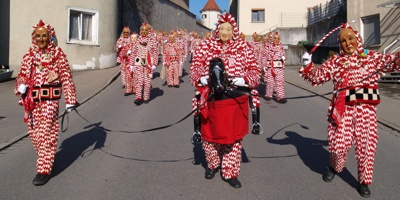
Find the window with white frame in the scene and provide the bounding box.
[362,15,380,47]
[68,7,99,45]
[252,9,265,22]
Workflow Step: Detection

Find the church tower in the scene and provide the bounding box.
[200,0,222,30]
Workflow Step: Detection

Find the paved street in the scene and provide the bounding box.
[0,62,399,199]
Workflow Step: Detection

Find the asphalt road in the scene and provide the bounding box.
[1,63,399,200]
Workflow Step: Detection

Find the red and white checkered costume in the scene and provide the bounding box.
[176,34,187,76]
[264,33,286,101]
[163,36,183,86]
[190,37,202,61]
[14,20,78,175]
[115,29,133,94]
[129,27,158,102]
[190,13,261,179]
[156,31,164,55]
[300,25,400,185]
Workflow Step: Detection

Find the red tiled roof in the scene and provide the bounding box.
[200,0,221,12]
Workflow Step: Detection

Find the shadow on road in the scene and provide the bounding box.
[266,130,359,189]
[51,122,107,178]
[149,87,164,101]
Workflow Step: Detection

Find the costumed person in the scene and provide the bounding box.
[299,23,400,198]
[250,35,263,65]
[190,12,261,188]
[259,35,270,80]
[14,20,78,186]
[163,32,184,88]
[264,32,287,103]
[176,30,186,78]
[115,27,132,92]
[248,32,258,48]
[129,23,158,105]
[129,32,139,95]
[244,34,263,134]
[156,30,164,56]
[115,27,133,95]
[189,32,202,63]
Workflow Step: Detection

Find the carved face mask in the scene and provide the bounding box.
[339,28,358,55]
[218,22,233,43]
[168,34,176,43]
[273,34,280,45]
[123,27,130,38]
[140,26,149,37]
[34,26,49,49]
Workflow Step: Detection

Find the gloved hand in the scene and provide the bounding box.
[232,77,246,86]
[66,104,75,113]
[149,73,153,79]
[127,50,131,55]
[130,65,135,71]
[118,45,122,48]
[302,52,312,66]
[200,76,209,86]
[152,65,156,70]
[163,62,166,65]
[17,84,27,94]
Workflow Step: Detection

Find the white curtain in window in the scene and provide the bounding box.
[82,14,92,41]
[70,12,79,40]
[259,11,264,21]
[252,11,257,21]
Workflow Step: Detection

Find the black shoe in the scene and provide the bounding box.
[143,100,149,104]
[174,85,180,88]
[252,124,261,135]
[162,82,167,86]
[358,183,371,198]
[264,96,272,101]
[168,85,173,88]
[32,174,50,186]
[205,167,217,179]
[225,178,241,188]
[323,166,336,183]
[277,98,287,104]
[134,99,143,105]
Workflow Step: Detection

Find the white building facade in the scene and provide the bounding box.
[230,0,329,36]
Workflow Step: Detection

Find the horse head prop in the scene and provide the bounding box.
[209,57,229,100]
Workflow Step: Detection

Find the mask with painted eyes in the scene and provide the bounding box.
[218,22,233,43]
[34,26,49,49]
[339,28,358,55]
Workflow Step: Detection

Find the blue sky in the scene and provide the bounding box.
[189,0,229,19]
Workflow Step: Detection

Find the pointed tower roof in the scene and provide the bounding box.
[200,0,221,12]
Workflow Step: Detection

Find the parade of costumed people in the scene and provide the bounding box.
[129,23,158,105]
[299,22,400,198]
[14,20,78,186]
[264,31,287,103]
[190,12,261,188]
[115,26,133,96]
[162,31,184,88]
